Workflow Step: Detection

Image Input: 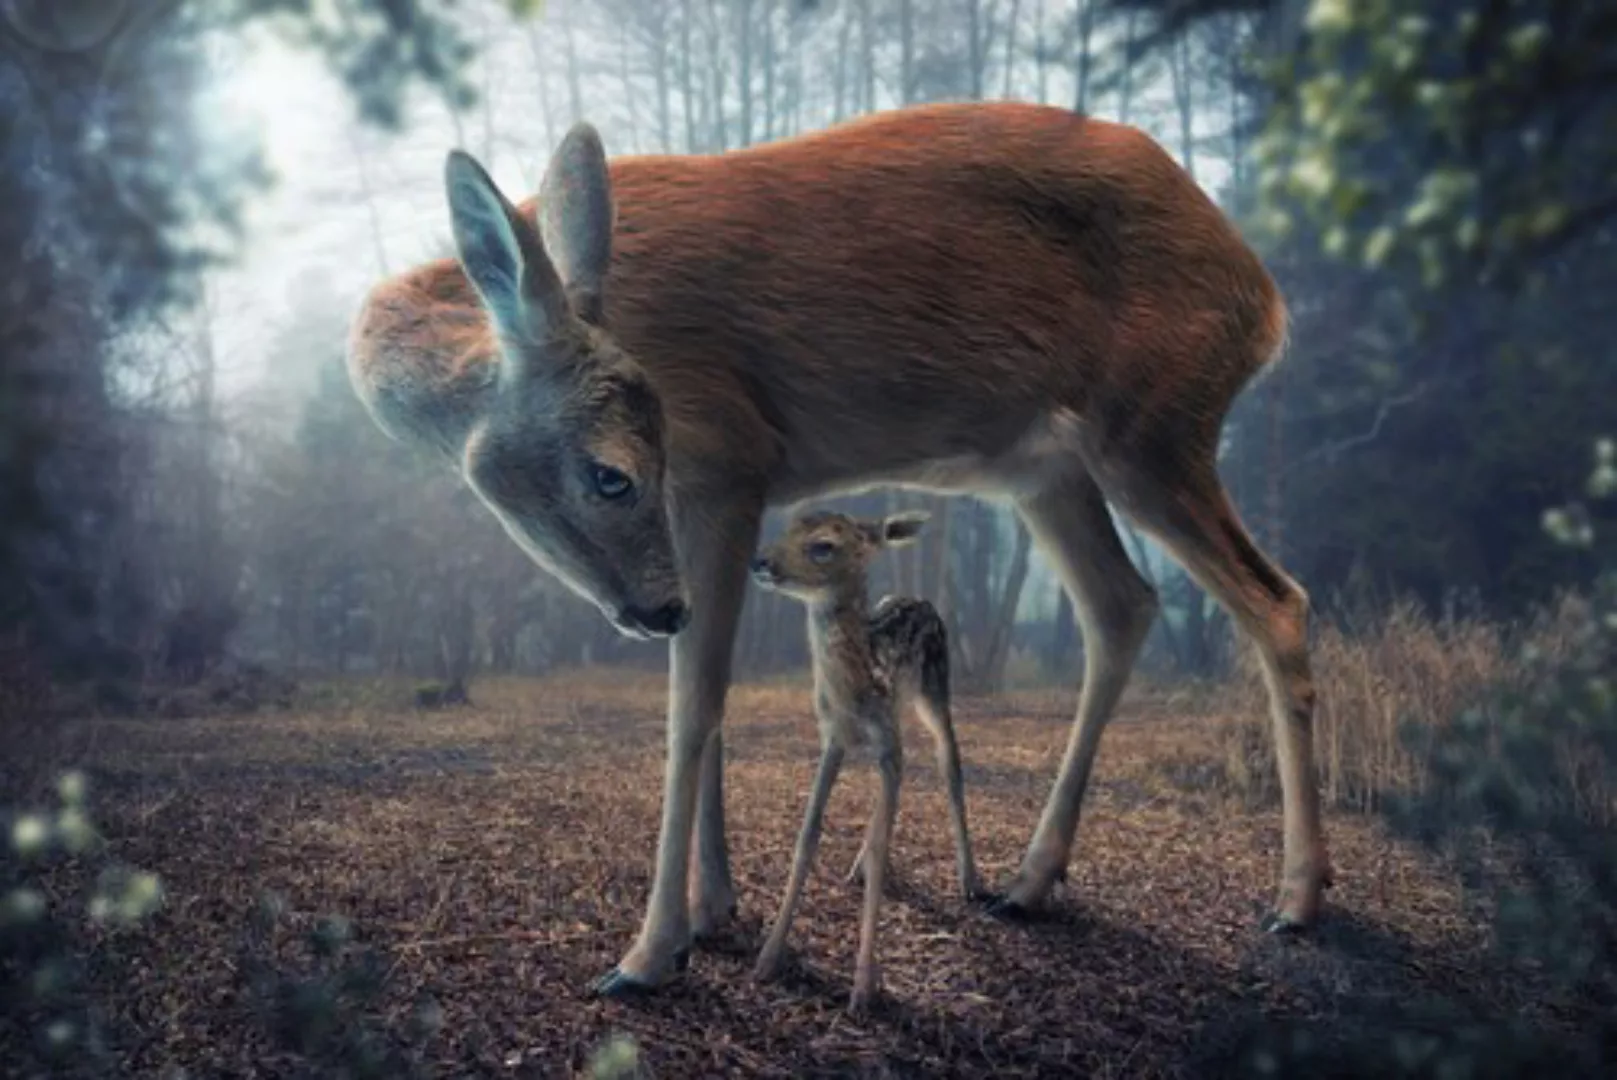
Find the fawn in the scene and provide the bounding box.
[348,102,1328,997]
[748,508,984,1015]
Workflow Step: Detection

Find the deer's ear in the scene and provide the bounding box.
[539,122,615,324]
[881,512,929,547]
[445,150,567,353]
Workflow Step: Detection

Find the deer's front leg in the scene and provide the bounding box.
[590,491,761,997]
[689,730,737,938]
[755,741,845,982]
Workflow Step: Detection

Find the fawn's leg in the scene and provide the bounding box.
[591,493,761,996]
[916,694,985,901]
[754,742,846,981]
[844,805,891,887]
[850,741,902,1016]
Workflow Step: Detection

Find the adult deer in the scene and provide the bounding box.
[347,101,1329,997]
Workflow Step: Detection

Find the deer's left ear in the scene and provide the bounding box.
[880,512,929,547]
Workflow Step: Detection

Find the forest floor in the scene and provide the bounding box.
[3,674,1562,1078]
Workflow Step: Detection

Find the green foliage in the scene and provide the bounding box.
[240,892,439,1078]
[587,1032,644,1079]
[1,772,164,1072]
[1251,0,1617,290]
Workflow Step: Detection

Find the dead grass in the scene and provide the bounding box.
[1208,594,1612,820]
[0,669,1580,1078]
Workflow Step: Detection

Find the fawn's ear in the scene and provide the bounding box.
[445,149,569,362]
[880,512,929,547]
[538,122,615,324]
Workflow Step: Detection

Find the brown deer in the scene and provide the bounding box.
[749,508,985,1015]
[346,101,1330,999]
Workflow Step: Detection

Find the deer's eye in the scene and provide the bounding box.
[590,464,634,500]
[807,540,836,564]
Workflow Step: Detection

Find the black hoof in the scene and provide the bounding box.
[1260,911,1309,936]
[587,949,690,998]
[588,968,657,999]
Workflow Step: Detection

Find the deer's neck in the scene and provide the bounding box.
[807,586,875,716]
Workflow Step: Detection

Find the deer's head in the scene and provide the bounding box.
[750,510,929,603]
[445,127,686,639]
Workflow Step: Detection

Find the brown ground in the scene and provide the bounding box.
[2,675,1552,1078]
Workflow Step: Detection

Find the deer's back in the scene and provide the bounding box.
[361,102,1285,499]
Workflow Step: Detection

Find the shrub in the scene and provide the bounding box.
[0,771,164,1073]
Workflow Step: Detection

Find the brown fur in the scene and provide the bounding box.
[346,101,1326,996]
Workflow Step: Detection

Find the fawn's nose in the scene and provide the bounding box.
[748,556,769,574]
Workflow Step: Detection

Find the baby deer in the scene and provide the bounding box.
[748,508,985,1015]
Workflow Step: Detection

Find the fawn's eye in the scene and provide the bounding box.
[806,540,836,564]
[590,464,634,501]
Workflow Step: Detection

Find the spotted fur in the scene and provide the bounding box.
[748,509,985,1014]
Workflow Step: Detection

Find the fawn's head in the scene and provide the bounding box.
[447,126,685,639]
[750,510,928,603]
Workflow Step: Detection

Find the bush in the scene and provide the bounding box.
[0,771,164,1073]
[1217,594,1608,820]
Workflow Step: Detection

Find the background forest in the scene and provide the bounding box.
[3,1,1616,1076]
[4,0,1609,709]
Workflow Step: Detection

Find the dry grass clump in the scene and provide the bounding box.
[1216,594,1606,817]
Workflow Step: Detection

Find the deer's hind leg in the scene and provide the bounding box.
[994,469,1160,917]
[1092,449,1330,930]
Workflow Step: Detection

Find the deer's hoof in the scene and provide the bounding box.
[586,948,689,998]
[587,968,656,999]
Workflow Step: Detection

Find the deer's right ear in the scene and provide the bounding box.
[445,150,567,356]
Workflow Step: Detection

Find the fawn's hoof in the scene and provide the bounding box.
[985,894,1036,921]
[587,948,689,998]
[752,953,785,983]
[1259,911,1310,936]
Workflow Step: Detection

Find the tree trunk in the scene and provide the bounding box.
[832,3,852,121]
[1072,0,1095,112]
[705,0,729,149]
[619,19,641,152]
[980,520,1033,690]
[736,0,753,146]
[899,0,914,104]
[1002,0,1021,98]
[858,0,876,112]
[1033,0,1048,104]
[563,3,585,124]
[761,0,775,141]
[680,0,698,151]
[1169,28,1196,181]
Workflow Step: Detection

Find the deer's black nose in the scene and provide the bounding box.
[749,557,769,574]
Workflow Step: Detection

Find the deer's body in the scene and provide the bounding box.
[353,103,1283,507]
[349,100,1329,999]
[748,510,983,1015]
